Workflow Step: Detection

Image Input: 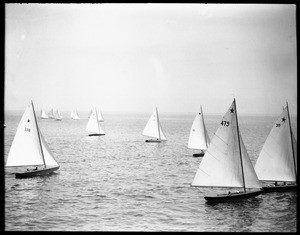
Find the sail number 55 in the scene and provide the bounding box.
[221,121,230,127]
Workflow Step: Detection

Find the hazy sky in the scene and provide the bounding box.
[5,3,297,115]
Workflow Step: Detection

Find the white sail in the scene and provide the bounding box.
[6,103,45,167]
[40,109,49,119]
[47,109,55,119]
[254,106,297,182]
[86,108,105,134]
[97,108,104,122]
[39,130,59,167]
[191,100,261,189]
[54,109,62,120]
[188,106,210,150]
[70,110,74,119]
[73,110,80,120]
[142,108,167,140]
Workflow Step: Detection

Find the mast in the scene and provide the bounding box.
[286,101,297,183]
[31,100,47,168]
[200,105,208,148]
[156,107,161,141]
[233,99,246,192]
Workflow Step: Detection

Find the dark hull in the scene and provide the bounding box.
[193,153,204,157]
[88,133,105,136]
[15,166,60,179]
[262,184,297,193]
[145,139,161,143]
[204,190,262,202]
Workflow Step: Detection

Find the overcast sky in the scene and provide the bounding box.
[5,3,297,115]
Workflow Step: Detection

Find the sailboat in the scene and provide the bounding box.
[191,99,262,202]
[71,110,80,120]
[254,102,297,192]
[47,109,55,119]
[142,107,167,143]
[54,109,62,121]
[40,109,49,119]
[188,106,210,157]
[97,108,104,122]
[5,101,60,179]
[86,107,105,136]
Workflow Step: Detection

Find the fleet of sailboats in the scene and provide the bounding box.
[5,101,60,179]
[254,102,297,192]
[142,107,167,142]
[191,99,263,202]
[188,106,210,157]
[85,107,105,136]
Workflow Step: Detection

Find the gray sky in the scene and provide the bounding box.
[5,3,297,115]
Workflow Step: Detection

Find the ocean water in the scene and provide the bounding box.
[4,111,297,232]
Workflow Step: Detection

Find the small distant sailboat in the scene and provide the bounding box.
[254,102,297,192]
[142,107,167,143]
[85,107,105,136]
[5,101,60,179]
[97,108,104,122]
[191,99,262,202]
[47,109,55,119]
[54,109,62,121]
[188,106,210,157]
[71,110,80,120]
[40,109,49,119]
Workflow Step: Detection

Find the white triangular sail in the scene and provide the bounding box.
[47,109,55,119]
[40,109,49,119]
[97,108,104,122]
[142,108,167,140]
[6,103,45,167]
[86,107,105,134]
[191,100,261,190]
[39,130,59,167]
[254,106,297,182]
[188,106,210,150]
[73,110,80,120]
[54,109,62,120]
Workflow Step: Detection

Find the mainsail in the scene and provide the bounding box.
[191,100,261,190]
[97,108,104,122]
[40,109,49,119]
[54,109,62,120]
[142,108,167,140]
[188,106,210,150]
[86,107,105,134]
[254,105,297,182]
[6,102,59,168]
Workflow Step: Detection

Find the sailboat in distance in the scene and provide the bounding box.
[254,102,297,192]
[142,107,167,143]
[191,99,262,202]
[40,109,49,119]
[188,106,210,157]
[5,101,60,179]
[47,109,55,119]
[71,110,80,120]
[54,109,62,121]
[86,107,105,136]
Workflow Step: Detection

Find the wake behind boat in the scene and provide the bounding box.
[5,101,60,179]
[254,101,297,193]
[191,99,263,202]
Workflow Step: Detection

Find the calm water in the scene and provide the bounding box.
[4,111,297,231]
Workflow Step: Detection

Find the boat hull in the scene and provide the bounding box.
[145,139,161,143]
[204,190,263,202]
[193,153,204,157]
[88,134,105,136]
[262,184,297,193]
[15,166,60,179]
